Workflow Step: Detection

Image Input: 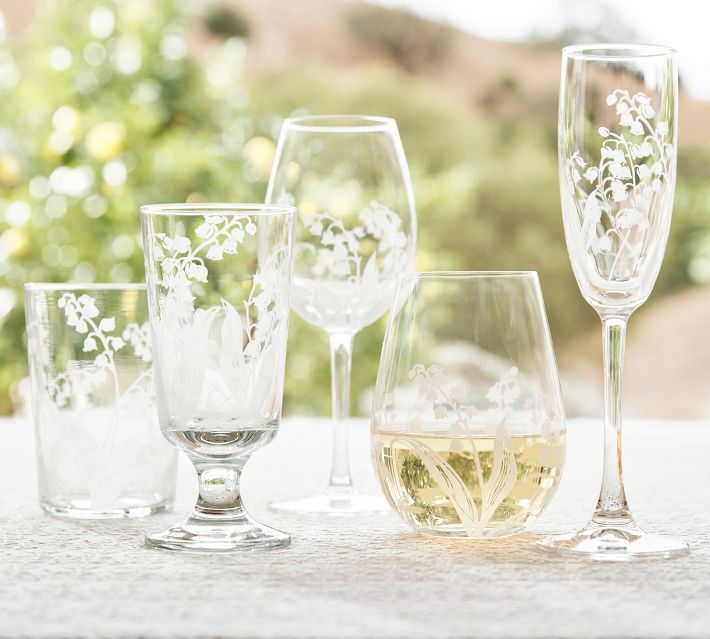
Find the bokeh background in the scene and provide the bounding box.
[1,0,709,419]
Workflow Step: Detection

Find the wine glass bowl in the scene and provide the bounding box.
[371,272,566,538]
[267,115,417,514]
[559,44,677,314]
[141,204,296,552]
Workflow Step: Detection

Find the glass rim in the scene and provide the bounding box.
[140,203,297,217]
[400,270,539,280]
[24,282,146,292]
[562,43,676,61]
[284,115,396,133]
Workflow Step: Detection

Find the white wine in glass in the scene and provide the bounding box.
[267,115,417,514]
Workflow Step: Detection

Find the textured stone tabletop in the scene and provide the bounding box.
[0,416,708,639]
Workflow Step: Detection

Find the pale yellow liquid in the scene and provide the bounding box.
[373,430,565,538]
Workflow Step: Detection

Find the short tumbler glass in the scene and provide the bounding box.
[371,272,566,538]
[25,283,177,518]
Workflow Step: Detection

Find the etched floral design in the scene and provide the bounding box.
[567,89,673,280]
[290,200,412,330]
[152,214,257,303]
[48,293,153,409]
[378,364,561,538]
[29,292,168,511]
[149,214,289,425]
[301,200,408,281]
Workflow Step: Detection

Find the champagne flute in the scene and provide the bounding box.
[267,115,417,514]
[538,45,688,559]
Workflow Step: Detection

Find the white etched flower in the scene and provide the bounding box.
[630,120,644,135]
[172,236,191,253]
[611,180,627,202]
[195,222,214,239]
[185,261,208,282]
[597,235,612,252]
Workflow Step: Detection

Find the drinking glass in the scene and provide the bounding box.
[24,283,176,518]
[538,44,687,559]
[372,272,566,537]
[266,115,417,514]
[141,204,296,552]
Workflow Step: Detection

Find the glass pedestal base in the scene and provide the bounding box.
[537,519,688,561]
[269,487,390,515]
[146,513,290,553]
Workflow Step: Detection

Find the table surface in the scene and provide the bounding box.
[1,415,708,639]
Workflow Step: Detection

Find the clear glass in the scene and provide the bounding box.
[141,203,296,552]
[266,115,417,514]
[372,272,566,538]
[538,44,688,559]
[24,283,176,519]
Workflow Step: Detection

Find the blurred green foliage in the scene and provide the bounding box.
[1,0,709,416]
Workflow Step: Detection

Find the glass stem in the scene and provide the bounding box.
[593,314,632,525]
[191,460,247,522]
[327,331,354,493]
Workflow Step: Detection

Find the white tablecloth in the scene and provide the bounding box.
[0,416,708,638]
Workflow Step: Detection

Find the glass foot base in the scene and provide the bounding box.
[42,496,171,520]
[146,515,290,553]
[537,520,689,561]
[269,489,391,515]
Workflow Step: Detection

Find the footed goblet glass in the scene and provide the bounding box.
[141,204,296,552]
[538,45,687,559]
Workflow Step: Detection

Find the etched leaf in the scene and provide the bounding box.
[395,436,479,537]
[361,253,379,292]
[480,419,518,526]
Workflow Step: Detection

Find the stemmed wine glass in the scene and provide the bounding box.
[267,115,417,514]
[141,204,296,551]
[538,45,688,559]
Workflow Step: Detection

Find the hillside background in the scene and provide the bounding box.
[2,0,710,419]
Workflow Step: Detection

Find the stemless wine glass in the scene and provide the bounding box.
[266,115,417,514]
[372,272,566,538]
[141,204,296,552]
[538,44,687,559]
